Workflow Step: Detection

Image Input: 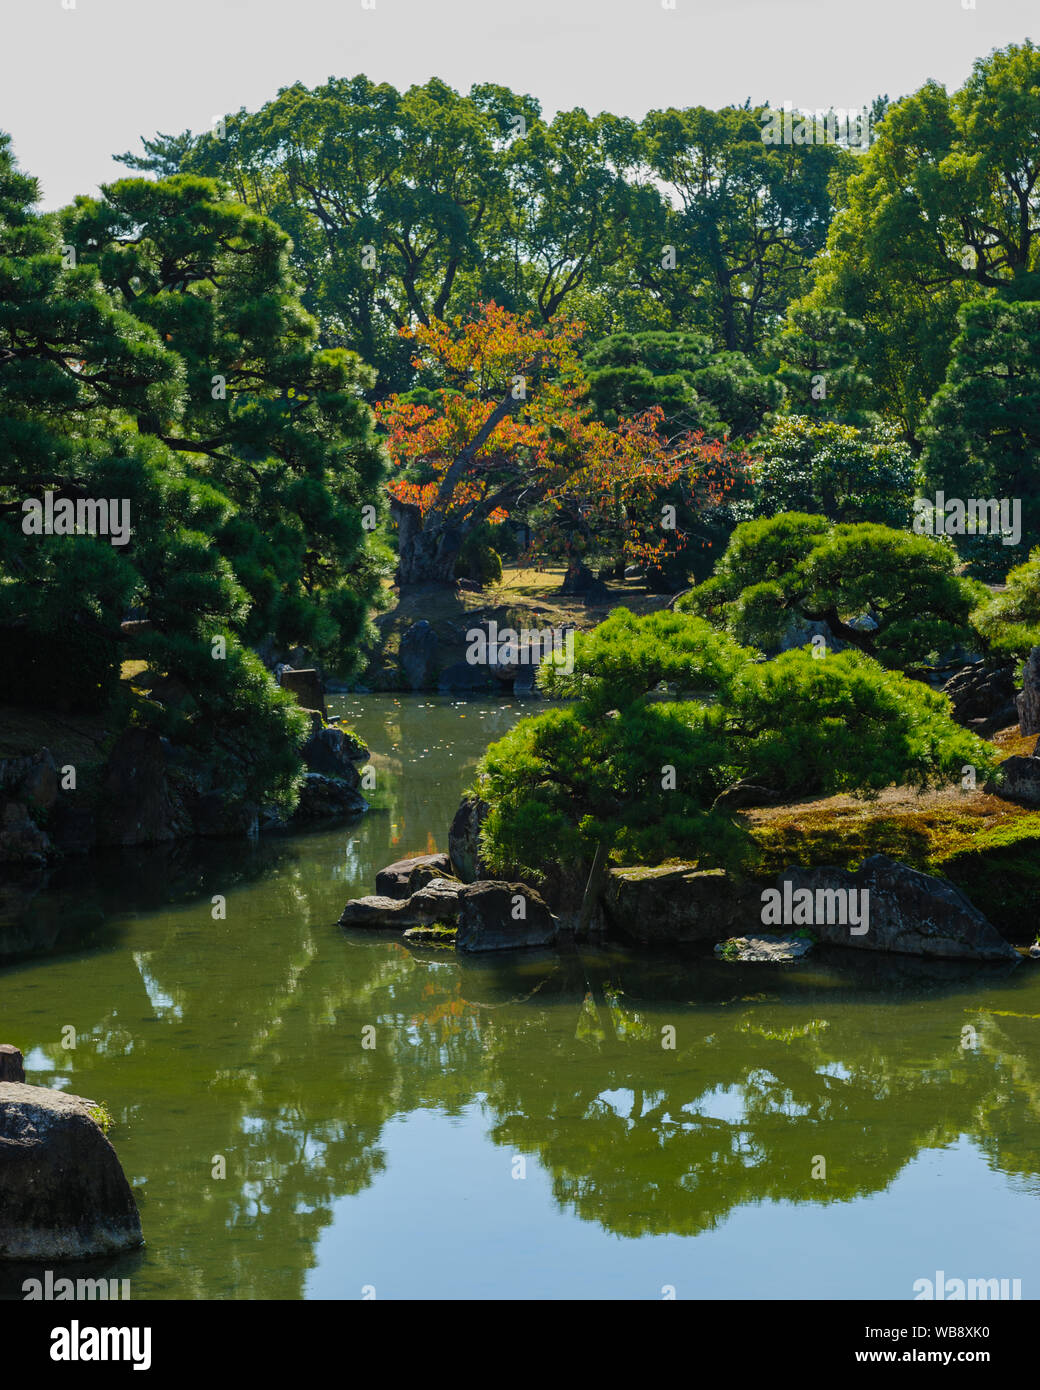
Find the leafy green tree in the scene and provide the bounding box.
[636,106,850,354]
[972,549,1040,659]
[475,608,993,882]
[774,305,877,423]
[750,416,915,527]
[794,41,1040,439]
[584,330,783,439]
[63,173,388,671]
[920,297,1040,570]
[680,514,985,670]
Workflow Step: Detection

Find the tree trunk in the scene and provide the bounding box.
[391,497,463,587]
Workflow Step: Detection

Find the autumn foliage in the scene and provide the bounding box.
[375,302,755,583]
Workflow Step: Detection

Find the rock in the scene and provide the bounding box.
[715,933,814,962]
[339,878,461,929]
[399,620,439,691]
[942,662,1017,734]
[1030,943,1040,959]
[301,716,369,780]
[987,755,1040,805]
[0,801,52,866]
[448,796,490,882]
[0,751,60,865]
[0,1083,143,1260]
[846,612,879,632]
[624,565,643,580]
[339,895,416,928]
[375,853,454,899]
[19,750,59,812]
[602,865,761,945]
[291,773,367,822]
[190,792,260,838]
[455,881,556,952]
[436,660,497,693]
[1017,646,1040,735]
[0,1046,25,1082]
[97,726,190,847]
[711,781,783,812]
[774,855,1019,960]
[560,559,609,602]
[777,612,845,655]
[279,667,326,718]
[512,664,537,696]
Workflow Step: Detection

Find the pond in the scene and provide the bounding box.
[1,694,1038,1300]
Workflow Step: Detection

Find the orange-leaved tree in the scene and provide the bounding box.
[376,302,752,587]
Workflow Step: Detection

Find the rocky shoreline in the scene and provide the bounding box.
[339,797,1027,964]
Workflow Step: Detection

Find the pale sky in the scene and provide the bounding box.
[1,0,1035,208]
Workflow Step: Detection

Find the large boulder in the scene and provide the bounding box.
[340,878,462,929]
[602,865,760,945]
[301,715,369,780]
[0,1084,142,1260]
[291,773,367,822]
[455,881,556,952]
[986,755,1040,805]
[375,853,453,899]
[0,801,52,866]
[97,726,190,847]
[448,796,490,882]
[1018,646,1040,736]
[942,662,1017,735]
[437,661,497,693]
[399,621,439,691]
[0,749,59,811]
[775,855,1018,960]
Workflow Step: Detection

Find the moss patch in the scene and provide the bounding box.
[748,791,1040,942]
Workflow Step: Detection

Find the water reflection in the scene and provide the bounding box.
[1,697,1038,1300]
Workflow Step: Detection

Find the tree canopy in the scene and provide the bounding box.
[678,514,985,670]
[475,609,994,881]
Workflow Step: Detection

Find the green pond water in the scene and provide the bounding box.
[1,693,1038,1301]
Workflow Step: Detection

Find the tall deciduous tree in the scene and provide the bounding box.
[637,105,849,354]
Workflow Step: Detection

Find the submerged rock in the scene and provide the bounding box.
[375,853,453,899]
[0,1083,142,1261]
[715,933,813,963]
[775,855,1018,961]
[403,924,457,947]
[455,881,556,952]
